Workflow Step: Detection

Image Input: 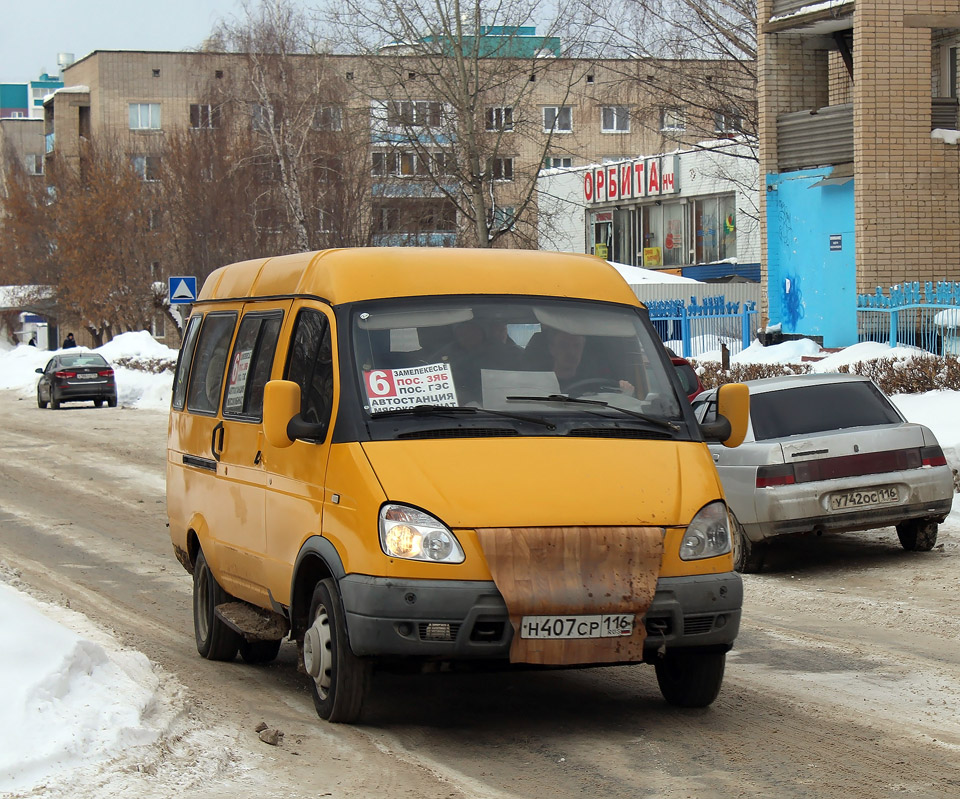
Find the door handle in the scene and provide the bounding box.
[211,421,224,462]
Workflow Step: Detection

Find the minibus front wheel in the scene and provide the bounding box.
[655,650,725,708]
[304,578,371,723]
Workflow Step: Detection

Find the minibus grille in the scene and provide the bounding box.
[419,622,461,641]
[683,615,717,635]
[397,428,519,440]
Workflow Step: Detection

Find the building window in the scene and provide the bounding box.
[490,157,514,181]
[129,103,161,130]
[24,154,43,175]
[313,105,343,131]
[713,110,743,136]
[190,103,220,129]
[660,107,686,132]
[152,69,161,78]
[543,156,572,169]
[485,106,513,131]
[488,205,516,231]
[252,103,282,132]
[601,106,630,133]
[433,151,456,176]
[543,106,572,133]
[215,70,224,79]
[388,100,441,128]
[130,155,161,181]
[147,209,163,231]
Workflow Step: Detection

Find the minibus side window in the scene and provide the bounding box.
[186,313,238,415]
[171,315,202,411]
[222,313,282,420]
[286,309,333,430]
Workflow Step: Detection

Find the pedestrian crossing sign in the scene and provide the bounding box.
[168,276,198,304]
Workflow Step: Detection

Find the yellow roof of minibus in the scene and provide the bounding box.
[197,248,643,307]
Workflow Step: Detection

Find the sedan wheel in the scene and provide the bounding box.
[304,578,370,723]
[729,510,764,573]
[49,390,60,410]
[37,389,47,409]
[896,519,938,552]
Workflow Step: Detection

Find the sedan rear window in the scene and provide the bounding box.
[60,354,108,368]
[751,381,902,440]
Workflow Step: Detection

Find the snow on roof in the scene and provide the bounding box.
[606,261,702,285]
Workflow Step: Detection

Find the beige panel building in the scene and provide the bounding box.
[46,48,750,248]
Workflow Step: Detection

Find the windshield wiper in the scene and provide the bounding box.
[370,404,556,430]
[506,395,680,432]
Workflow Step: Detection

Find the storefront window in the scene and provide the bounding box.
[641,204,662,267]
[694,197,719,263]
[719,194,737,261]
[662,203,685,267]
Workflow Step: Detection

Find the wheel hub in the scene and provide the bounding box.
[303,607,332,695]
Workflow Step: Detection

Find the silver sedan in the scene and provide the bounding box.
[693,373,954,572]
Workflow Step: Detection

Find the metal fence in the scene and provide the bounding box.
[645,295,758,359]
[857,282,960,355]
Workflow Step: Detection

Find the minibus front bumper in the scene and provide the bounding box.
[339,572,742,661]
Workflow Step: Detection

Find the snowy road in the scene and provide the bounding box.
[1,390,960,798]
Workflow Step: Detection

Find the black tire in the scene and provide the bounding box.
[193,548,241,661]
[729,509,764,573]
[896,519,938,552]
[303,578,370,723]
[37,390,47,409]
[239,638,282,664]
[94,398,104,407]
[50,390,60,410]
[655,651,726,708]
[107,395,118,408]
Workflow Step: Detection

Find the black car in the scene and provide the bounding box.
[36,352,118,409]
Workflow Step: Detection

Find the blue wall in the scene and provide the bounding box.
[765,168,856,347]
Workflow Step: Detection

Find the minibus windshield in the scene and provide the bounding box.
[351,296,683,427]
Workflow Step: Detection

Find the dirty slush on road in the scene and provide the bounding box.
[1,392,959,798]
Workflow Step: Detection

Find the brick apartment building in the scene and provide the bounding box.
[759,0,960,347]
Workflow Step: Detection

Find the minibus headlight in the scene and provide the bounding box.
[679,502,731,561]
[379,504,465,564]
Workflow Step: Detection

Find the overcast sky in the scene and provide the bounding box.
[1,0,244,84]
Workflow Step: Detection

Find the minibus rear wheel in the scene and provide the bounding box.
[655,651,725,708]
[304,578,370,723]
[193,548,241,661]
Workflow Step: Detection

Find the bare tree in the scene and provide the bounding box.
[36,140,166,345]
[211,0,373,253]
[319,0,595,247]
[580,0,756,162]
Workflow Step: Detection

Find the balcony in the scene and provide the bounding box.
[777,104,853,171]
[767,0,854,34]
[933,98,959,131]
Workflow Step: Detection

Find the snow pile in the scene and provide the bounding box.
[0,331,178,411]
[607,260,702,285]
[0,581,162,793]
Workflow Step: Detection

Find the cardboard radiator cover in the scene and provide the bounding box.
[475,526,664,665]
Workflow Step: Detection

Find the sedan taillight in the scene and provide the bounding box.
[55,370,77,379]
[756,464,796,488]
[98,369,114,378]
[921,445,948,467]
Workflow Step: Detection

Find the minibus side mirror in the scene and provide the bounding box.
[263,380,328,447]
[700,382,749,448]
